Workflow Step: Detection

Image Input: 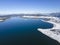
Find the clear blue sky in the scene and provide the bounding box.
[0,0,60,14]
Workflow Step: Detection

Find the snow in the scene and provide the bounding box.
[0,20,4,22]
[38,16,60,43]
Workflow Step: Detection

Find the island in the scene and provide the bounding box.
[0,16,10,22]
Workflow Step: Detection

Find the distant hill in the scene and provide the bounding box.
[0,12,60,17]
[49,12,60,17]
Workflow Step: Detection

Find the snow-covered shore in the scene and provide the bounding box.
[38,16,60,43]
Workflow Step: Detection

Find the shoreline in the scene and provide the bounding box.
[38,16,60,43]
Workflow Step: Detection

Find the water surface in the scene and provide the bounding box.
[0,17,59,45]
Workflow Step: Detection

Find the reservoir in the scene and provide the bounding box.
[0,17,59,45]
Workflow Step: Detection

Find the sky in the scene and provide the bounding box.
[0,0,60,14]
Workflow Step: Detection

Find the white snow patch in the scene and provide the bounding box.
[0,20,4,22]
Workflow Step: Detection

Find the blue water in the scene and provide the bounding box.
[0,17,59,45]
